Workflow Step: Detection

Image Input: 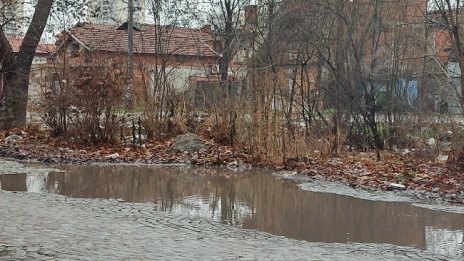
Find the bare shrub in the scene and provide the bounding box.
[39,73,72,137]
[40,63,126,143]
[69,64,125,143]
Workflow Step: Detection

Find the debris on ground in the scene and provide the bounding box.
[0,128,462,204]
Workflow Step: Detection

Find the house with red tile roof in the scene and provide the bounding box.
[53,22,222,105]
[63,23,219,58]
[1,36,56,103]
[7,36,56,55]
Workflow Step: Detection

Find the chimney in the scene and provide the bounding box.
[245,5,258,26]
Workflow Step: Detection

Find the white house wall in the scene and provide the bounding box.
[445,62,463,114]
[28,58,50,104]
[149,65,207,92]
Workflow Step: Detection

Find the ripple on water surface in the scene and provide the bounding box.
[1,163,464,258]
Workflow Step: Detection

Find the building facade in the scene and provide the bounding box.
[88,0,146,25]
[0,36,55,104]
[0,0,29,35]
[53,22,220,107]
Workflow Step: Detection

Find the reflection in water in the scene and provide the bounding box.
[426,227,464,257]
[1,165,463,257]
[0,173,58,193]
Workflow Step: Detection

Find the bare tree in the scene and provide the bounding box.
[140,0,204,138]
[0,0,88,130]
[306,0,425,153]
[206,0,250,92]
[429,0,464,102]
[0,0,54,129]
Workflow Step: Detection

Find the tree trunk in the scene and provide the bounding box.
[0,0,54,130]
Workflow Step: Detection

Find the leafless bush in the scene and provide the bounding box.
[40,74,71,136]
[70,65,125,143]
[40,63,126,143]
[139,91,187,139]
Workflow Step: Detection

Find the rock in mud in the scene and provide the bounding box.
[170,133,207,153]
[4,134,22,144]
[227,160,248,171]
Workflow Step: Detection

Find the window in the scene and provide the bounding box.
[68,43,80,57]
[98,0,113,24]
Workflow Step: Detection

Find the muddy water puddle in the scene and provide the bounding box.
[1,164,463,257]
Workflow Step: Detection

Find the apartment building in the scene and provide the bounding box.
[88,0,146,25]
[0,0,28,35]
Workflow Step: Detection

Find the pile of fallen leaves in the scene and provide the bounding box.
[0,128,256,166]
[0,128,463,204]
[283,152,464,204]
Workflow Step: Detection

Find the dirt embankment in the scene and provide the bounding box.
[0,129,463,204]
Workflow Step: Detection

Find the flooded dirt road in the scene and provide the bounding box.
[0,160,463,260]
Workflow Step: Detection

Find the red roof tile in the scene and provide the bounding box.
[7,36,22,53]
[7,36,56,54]
[36,43,56,54]
[69,23,220,58]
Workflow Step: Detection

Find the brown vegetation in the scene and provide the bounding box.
[1,1,464,203]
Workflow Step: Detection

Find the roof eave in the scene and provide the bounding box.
[70,35,91,51]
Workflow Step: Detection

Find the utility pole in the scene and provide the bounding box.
[127,0,134,105]
[420,0,429,111]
